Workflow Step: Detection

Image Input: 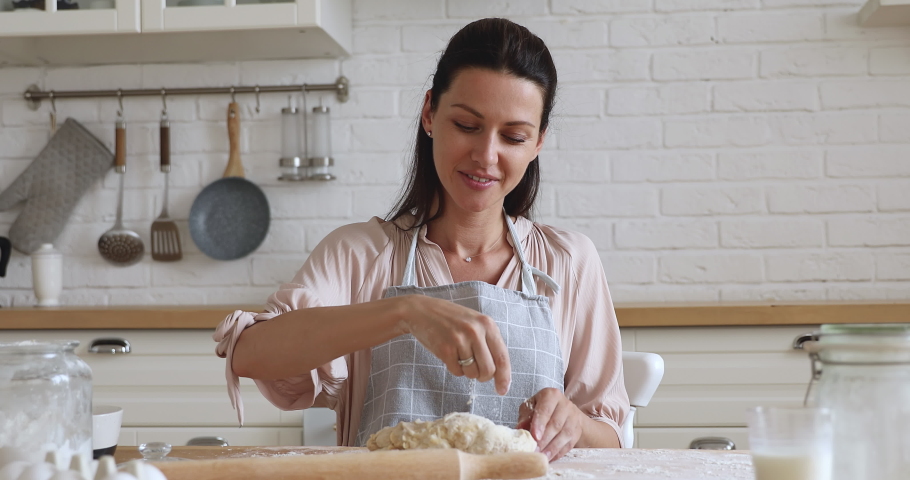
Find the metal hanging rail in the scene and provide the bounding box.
[23,76,349,110]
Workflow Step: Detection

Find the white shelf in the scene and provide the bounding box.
[859,0,910,27]
[0,0,350,66]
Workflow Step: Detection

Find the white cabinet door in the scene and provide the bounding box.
[0,0,139,36]
[303,408,337,446]
[635,427,749,450]
[0,330,302,430]
[628,326,816,428]
[141,0,348,35]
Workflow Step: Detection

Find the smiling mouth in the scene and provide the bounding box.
[465,173,495,183]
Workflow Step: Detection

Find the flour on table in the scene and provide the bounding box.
[366,412,536,455]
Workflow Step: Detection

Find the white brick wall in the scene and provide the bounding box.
[0,0,908,306]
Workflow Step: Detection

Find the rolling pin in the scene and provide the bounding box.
[154,449,548,480]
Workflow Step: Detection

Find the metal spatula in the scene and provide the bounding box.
[151,111,182,262]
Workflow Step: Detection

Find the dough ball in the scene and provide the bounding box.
[366,413,536,455]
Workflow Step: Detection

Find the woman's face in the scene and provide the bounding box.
[422,68,546,216]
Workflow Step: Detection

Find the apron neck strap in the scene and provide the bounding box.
[401,222,422,287]
[399,210,560,295]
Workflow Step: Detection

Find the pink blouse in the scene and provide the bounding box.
[214,215,629,446]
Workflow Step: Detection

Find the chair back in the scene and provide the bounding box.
[620,351,665,448]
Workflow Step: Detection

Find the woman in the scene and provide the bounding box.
[214,18,629,461]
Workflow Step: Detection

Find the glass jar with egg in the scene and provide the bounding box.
[0,341,92,465]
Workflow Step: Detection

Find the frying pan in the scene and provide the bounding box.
[189,102,270,261]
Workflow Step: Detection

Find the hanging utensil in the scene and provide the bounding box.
[151,92,182,262]
[98,95,144,266]
[188,100,269,261]
[48,92,57,134]
[0,236,10,277]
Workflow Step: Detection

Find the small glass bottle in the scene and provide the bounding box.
[307,105,335,181]
[278,105,304,181]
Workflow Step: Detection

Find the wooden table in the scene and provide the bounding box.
[113,446,755,480]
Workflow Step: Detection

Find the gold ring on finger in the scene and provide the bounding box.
[457,356,475,367]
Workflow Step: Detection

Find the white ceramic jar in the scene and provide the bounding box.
[31,243,62,307]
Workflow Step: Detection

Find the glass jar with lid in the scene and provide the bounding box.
[0,340,92,465]
[804,324,910,480]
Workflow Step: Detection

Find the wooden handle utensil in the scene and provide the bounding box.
[222,102,244,178]
[115,119,126,170]
[154,449,548,480]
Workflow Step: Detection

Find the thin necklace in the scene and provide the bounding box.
[438,234,505,263]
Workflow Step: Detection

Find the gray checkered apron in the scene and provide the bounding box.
[355,211,565,447]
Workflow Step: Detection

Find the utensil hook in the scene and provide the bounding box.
[254,86,261,114]
[116,90,124,120]
[48,91,57,133]
[160,88,168,120]
[301,85,308,154]
[228,87,237,119]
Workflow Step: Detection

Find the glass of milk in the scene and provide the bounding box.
[747,406,834,480]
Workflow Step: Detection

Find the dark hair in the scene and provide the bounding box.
[387,18,557,228]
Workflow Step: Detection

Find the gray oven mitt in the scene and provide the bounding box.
[0,118,113,254]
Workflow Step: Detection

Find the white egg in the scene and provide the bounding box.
[42,453,60,471]
[99,474,136,480]
[15,463,56,480]
[0,448,30,468]
[67,455,91,479]
[0,461,31,480]
[92,457,116,480]
[49,471,84,480]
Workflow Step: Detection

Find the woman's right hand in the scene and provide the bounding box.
[397,294,511,395]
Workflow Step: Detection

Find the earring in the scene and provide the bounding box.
[426,130,432,137]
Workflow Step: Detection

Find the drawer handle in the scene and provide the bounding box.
[186,436,229,447]
[89,338,131,354]
[689,437,736,450]
[793,332,817,350]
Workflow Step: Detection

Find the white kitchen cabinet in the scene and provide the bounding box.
[0,0,140,36]
[2,323,818,450]
[635,427,749,450]
[303,408,337,446]
[119,427,303,447]
[624,325,818,450]
[0,0,349,65]
[859,0,910,26]
[0,329,314,447]
[142,0,346,33]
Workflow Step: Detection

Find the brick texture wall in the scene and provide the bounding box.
[1,0,909,306]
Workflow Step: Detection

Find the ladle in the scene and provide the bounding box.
[98,102,144,266]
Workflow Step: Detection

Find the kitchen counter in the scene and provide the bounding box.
[0,301,908,329]
[113,446,754,480]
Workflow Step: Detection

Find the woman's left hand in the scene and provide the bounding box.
[516,388,585,462]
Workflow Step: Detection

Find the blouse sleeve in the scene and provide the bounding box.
[213,220,389,426]
[562,235,630,446]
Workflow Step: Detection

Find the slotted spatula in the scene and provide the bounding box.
[151,111,182,262]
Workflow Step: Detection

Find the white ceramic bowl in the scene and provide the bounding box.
[92,405,123,458]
